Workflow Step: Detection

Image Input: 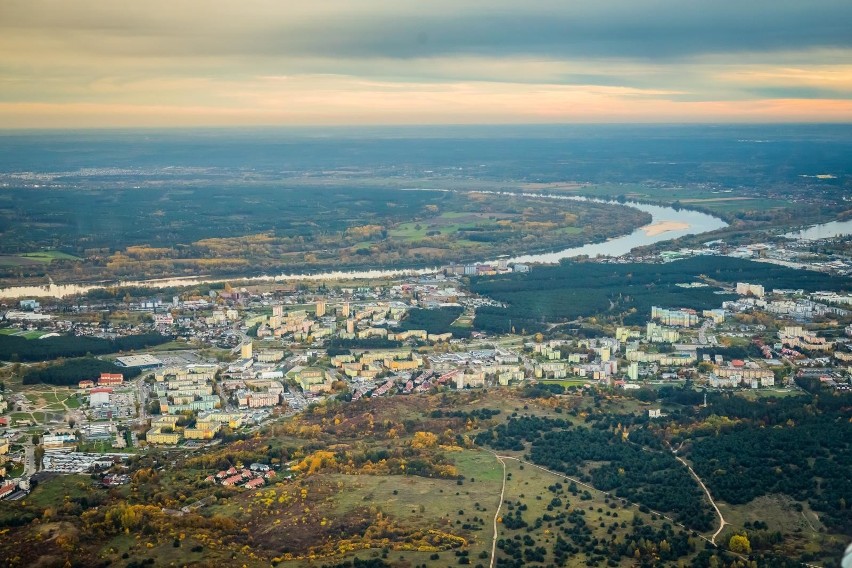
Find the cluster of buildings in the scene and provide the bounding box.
[443,259,529,276]
[206,463,276,490]
[651,306,699,327]
[146,412,244,445]
[42,451,129,473]
[153,365,220,414]
[529,340,619,381]
[0,437,8,478]
[706,356,776,388]
[331,349,424,380]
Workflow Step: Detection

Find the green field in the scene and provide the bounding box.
[574,183,796,214]
[539,379,592,388]
[22,475,92,509]
[20,251,82,263]
[20,331,48,339]
[0,328,49,339]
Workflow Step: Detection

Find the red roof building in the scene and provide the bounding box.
[98,373,124,386]
[222,474,243,486]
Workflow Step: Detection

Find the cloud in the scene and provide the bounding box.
[0,1,851,126]
[3,1,852,60]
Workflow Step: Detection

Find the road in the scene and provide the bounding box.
[23,441,36,476]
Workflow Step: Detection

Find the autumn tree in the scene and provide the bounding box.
[728,534,751,554]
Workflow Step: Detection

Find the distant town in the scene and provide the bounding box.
[2,227,851,502]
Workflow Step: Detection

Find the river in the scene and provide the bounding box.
[784,219,852,241]
[0,196,727,299]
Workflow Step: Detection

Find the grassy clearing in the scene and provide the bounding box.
[576,184,795,213]
[10,412,34,425]
[718,495,821,537]
[24,475,93,509]
[20,251,82,262]
[147,340,194,352]
[539,379,591,388]
[20,331,48,339]
[325,454,499,560]
[733,389,801,400]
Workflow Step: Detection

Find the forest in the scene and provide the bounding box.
[0,184,650,285]
[0,332,171,362]
[470,256,849,332]
[687,394,852,535]
[398,307,469,337]
[475,416,715,531]
[22,357,142,385]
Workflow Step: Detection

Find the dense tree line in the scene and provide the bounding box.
[696,344,764,361]
[22,357,142,386]
[399,307,471,338]
[325,338,403,354]
[475,417,713,531]
[0,333,171,362]
[470,256,849,332]
[688,413,852,534]
[699,390,850,425]
[474,416,570,451]
[429,408,500,420]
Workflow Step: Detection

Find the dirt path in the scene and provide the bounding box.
[492,452,717,547]
[490,455,507,568]
[673,454,727,544]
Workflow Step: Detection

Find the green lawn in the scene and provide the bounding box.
[734,388,801,400]
[539,379,593,388]
[20,331,48,339]
[5,463,25,478]
[10,412,34,424]
[20,251,82,263]
[575,184,796,213]
[24,475,93,508]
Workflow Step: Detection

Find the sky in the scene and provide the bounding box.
[1,0,852,128]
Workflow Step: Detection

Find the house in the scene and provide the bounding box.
[221,474,244,487]
[0,483,17,500]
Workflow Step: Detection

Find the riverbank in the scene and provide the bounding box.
[0,196,726,299]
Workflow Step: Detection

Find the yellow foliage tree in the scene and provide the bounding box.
[728,534,751,554]
[411,431,439,449]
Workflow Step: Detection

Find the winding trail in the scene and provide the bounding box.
[490,455,507,568]
[672,453,727,545]
[490,452,719,549]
